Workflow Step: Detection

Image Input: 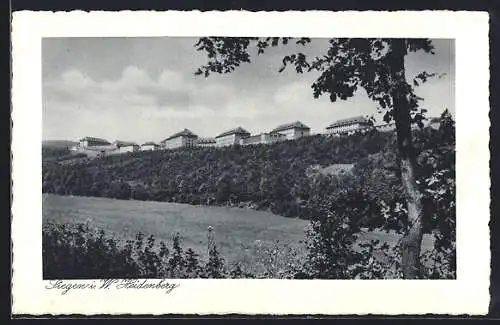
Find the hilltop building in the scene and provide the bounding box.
[162,129,198,149]
[75,137,117,157]
[374,122,396,133]
[372,118,438,134]
[119,144,139,153]
[76,114,434,158]
[140,142,161,151]
[271,121,310,140]
[326,116,372,136]
[79,136,111,148]
[113,140,139,153]
[197,137,217,148]
[215,127,250,147]
[240,132,287,146]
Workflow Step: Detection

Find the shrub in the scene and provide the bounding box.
[43,222,140,279]
[43,217,454,279]
[248,240,305,279]
[43,222,254,279]
[301,213,363,279]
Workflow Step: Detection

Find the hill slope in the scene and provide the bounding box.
[42,140,78,149]
[42,131,395,217]
[41,123,453,228]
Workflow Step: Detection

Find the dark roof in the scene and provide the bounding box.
[244,134,262,142]
[163,129,198,142]
[271,121,310,133]
[79,136,110,144]
[141,141,160,146]
[215,127,250,138]
[197,137,216,144]
[326,116,371,129]
[114,140,138,147]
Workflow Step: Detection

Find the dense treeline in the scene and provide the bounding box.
[42,146,87,163]
[42,146,71,160]
[43,130,391,217]
[42,146,69,157]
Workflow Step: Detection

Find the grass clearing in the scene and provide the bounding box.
[43,194,310,272]
[43,194,434,274]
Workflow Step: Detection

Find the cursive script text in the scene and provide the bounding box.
[45,279,180,295]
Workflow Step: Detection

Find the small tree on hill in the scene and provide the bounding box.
[194,37,438,279]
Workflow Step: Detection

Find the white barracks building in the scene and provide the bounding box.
[197,137,217,148]
[113,140,139,153]
[215,127,251,147]
[240,132,287,146]
[162,129,198,149]
[79,136,111,148]
[140,142,161,151]
[271,121,310,140]
[326,116,372,136]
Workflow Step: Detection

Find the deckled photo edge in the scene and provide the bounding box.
[11,10,490,315]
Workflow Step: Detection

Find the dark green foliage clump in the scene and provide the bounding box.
[42,130,393,219]
[43,222,250,279]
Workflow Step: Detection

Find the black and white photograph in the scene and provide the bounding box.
[12,11,490,315]
[41,36,456,280]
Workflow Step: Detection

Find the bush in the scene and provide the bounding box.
[43,216,454,279]
[43,222,253,279]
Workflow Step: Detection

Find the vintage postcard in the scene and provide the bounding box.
[11,11,490,315]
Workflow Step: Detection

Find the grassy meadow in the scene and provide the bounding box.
[43,194,435,276]
[42,194,310,273]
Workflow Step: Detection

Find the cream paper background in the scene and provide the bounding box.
[11,11,490,315]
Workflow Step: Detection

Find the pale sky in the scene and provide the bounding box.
[42,38,455,143]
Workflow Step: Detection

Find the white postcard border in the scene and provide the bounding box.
[11,10,490,315]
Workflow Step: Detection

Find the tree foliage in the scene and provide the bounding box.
[194,37,451,279]
[195,37,434,126]
[43,222,250,279]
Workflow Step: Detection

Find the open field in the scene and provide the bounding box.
[43,194,434,273]
[42,194,310,270]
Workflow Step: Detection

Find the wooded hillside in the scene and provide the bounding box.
[42,113,454,238]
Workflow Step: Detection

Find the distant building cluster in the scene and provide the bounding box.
[73,138,142,157]
[72,116,438,157]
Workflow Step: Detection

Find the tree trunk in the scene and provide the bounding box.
[389,39,425,279]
